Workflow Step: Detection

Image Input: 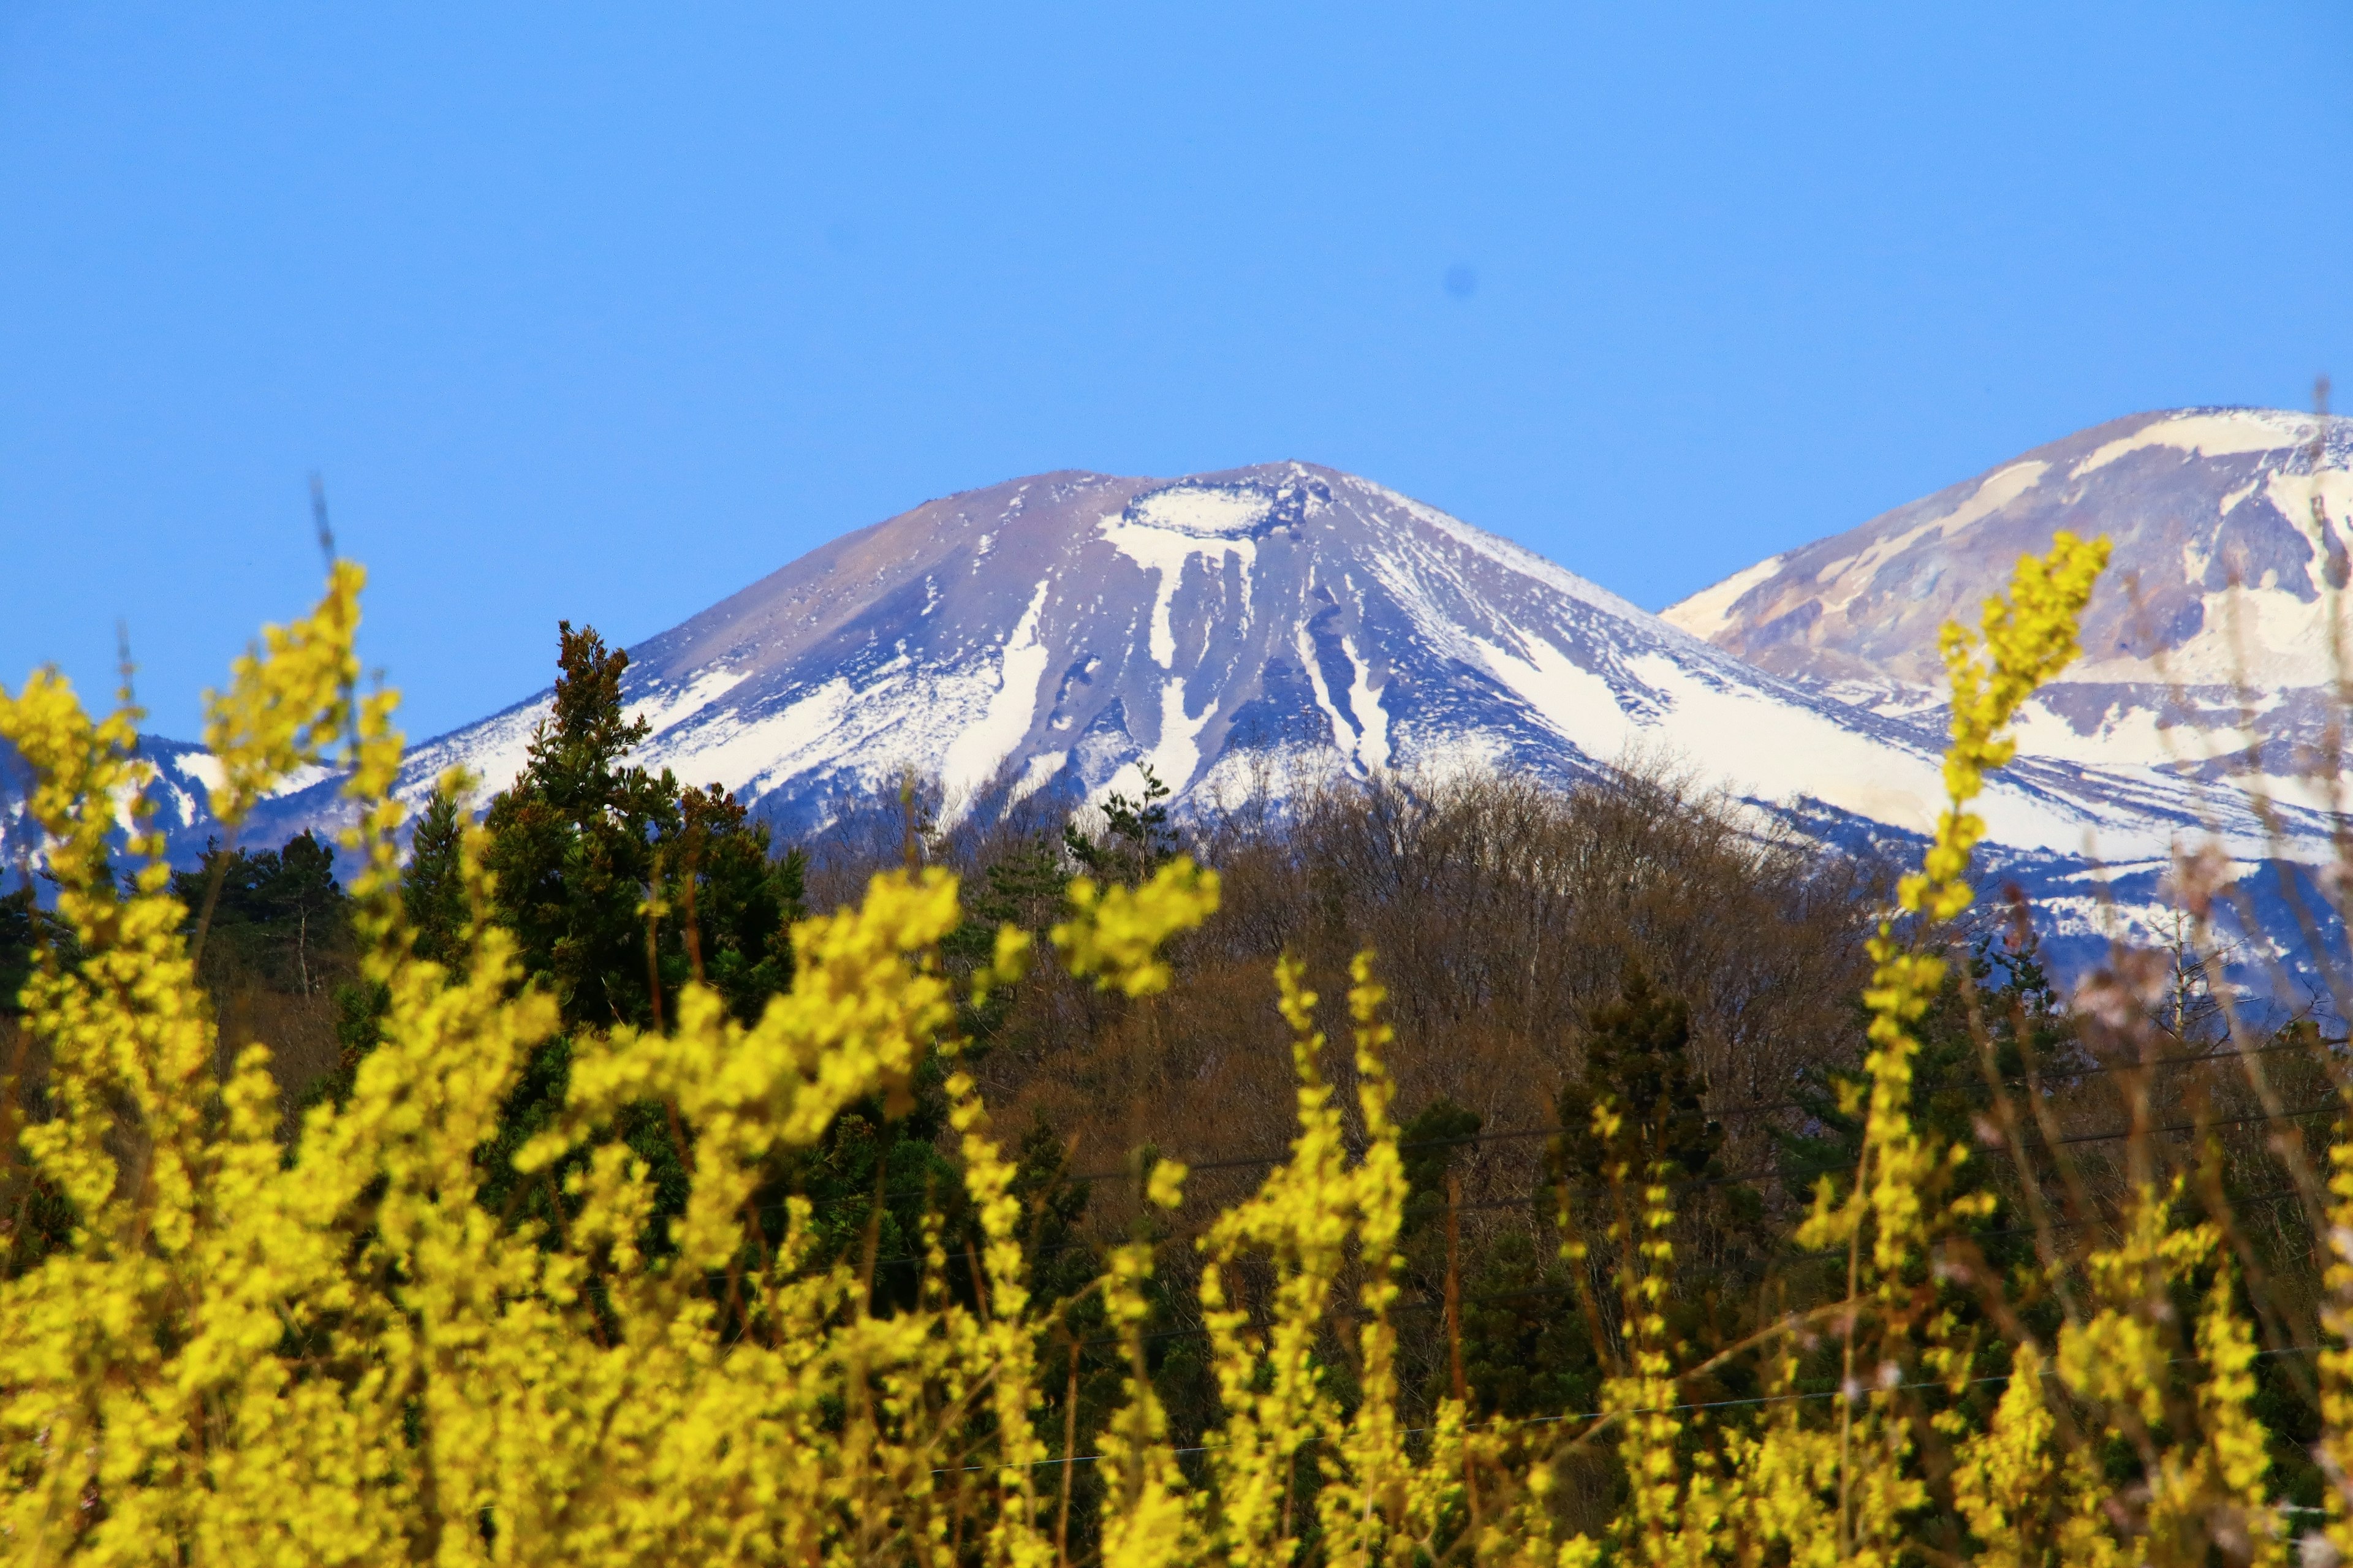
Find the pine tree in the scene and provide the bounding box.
[1398,1097,1599,1421]
[403,789,468,971]
[1551,966,1721,1186]
[474,621,808,1238]
[482,622,681,1031]
[0,883,38,1016]
[270,831,343,998]
[169,830,350,998]
[672,782,805,1022]
[1063,764,1179,884]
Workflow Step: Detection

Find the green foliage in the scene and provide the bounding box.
[942,832,1069,1045]
[1397,1098,1601,1422]
[469,622,808,1262]
[1775,928,2069,1218]
[403,787,468,971]
[1552,966,1721,1185]
[1063,764,1179,884]
[1455,1232,1601,1420]
[481,622,681,1031]
[1400,1097,1482,1209]
[0,883,49,1017]
[172,828,349,997]
[482,622,805,1033]
[675,782,806,1022]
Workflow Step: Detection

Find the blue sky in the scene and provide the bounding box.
[4,3,2348,739]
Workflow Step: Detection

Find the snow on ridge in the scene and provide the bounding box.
[2072,407,2338,479]
[1660,553,1786,642]
[1344,475,1662,630]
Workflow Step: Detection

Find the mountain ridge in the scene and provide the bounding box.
[1663,406,2353,792]
[141,454,2317,868]
[7,428,2343,988]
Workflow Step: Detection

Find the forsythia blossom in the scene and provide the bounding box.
[0,540,2319,1567]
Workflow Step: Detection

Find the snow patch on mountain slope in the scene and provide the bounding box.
[627,667,752,742]
[2005,697,2196,770]
[941,581,1051,795]
[404,700,551,807]
[1661,554,1786,642]
[1343,636,1390,770]
[2264,467,2353,532]
[169,752,225,794]
[1296,626,1353,754]
[157,749,330,805]
[1349,477,1654,625]
[647,680,855,797]
[2072,584,2343,689]
[1010,749,1067,806]
[1811,463,2052,605]
[1095,678,1214,805]
[1467,631,1634,750]
[2073,410,2323,477]
[1099,509,1257,667]
[1148,678,1214,792]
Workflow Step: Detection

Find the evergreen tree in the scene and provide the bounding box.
[403,788,468,971]
[673,783,805,1022]
[1396,1098,1598,1421]
[482,623,680,1031]
[474,621,808,1243]
[1063,765,1179,884]
[0,883,39,1016]
[268,831,343,998]
[480,623,803,1033]
[303,806,469,1118]
[170,830,350,998]
[1551,966,1721,1186]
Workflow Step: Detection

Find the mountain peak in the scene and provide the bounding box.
[15,444,2341,989]
[313,459,2279,896]
[1661,404,2353,781]
[539,460,1658,824]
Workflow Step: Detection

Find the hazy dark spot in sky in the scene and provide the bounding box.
[1442,263,1477,300]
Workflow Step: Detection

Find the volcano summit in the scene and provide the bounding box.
[324,461,2261,871]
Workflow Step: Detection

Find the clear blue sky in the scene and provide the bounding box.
[4,4,2348,740]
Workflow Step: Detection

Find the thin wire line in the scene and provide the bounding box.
[866,1097,2350,1273]
[779,1039,2349,1222]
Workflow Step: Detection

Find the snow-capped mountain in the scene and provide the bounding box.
[7,455,2337,985]
[1664,407,2353,796]
[244,463,2320,866]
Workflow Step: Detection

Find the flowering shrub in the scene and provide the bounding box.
[1,532,2345,1566]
